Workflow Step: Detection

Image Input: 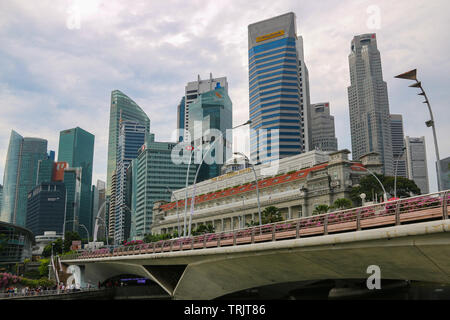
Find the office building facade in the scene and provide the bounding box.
[91,180,106,240]
[107,90,151,197]
[188,86,233,181]
[309,102,338,152]
[114,120,147,244]
[1,130,48,227]
[390,114,407,179]
[177,96,185,141]
[179,74,228,141]
[130,135,195,240]
[58,127,95,239]
[248,12,311,164]
[26,182,66,236]
[62,168,82,235]
[347,33,393,175]
[438,156,450,191]
[405,136,429,194]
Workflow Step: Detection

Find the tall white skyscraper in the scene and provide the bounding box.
[390,114,407,178]
[248,12,311,163]
[347,34,393,175]
[405,136,429,194]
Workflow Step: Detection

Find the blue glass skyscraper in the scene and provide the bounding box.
[114,120,147,243]
[1,130,47,227]
[248,12,310,163]
[188,85,233,181]
[58,127,94,238]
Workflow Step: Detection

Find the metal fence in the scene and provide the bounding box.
[61,190,449,261]
[0,287,101,299]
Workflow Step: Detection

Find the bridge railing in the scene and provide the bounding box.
[61,190,449,261]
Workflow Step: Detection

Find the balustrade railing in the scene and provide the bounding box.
[61,190,450,261]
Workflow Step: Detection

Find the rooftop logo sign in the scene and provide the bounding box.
[256,30,285,43]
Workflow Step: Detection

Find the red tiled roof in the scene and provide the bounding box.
[160,161,365,212]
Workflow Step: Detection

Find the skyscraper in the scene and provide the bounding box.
[63,168,82,234]
[348,33,393,175]
[58,127,95,238]
[390,114,407,178]
[114,120,147,244]
[309,102,338,152]
[130,135,195,240]
[248,12,311,163]
[188,85,233,181]
[107,90,151,197]
[405,136,429,194]
[179,74,228,141]
[176,96,185,142]
[437,156,450,191]
[36,151,56,185]
[1,130,48,227]
[26,182,66,236]
[91,180,106,240]
[108,171,117,241]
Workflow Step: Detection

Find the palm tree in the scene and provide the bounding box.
[333,198,352,210]
[261,206,283,224]
[246,206,283,226]
[313,204,330,215]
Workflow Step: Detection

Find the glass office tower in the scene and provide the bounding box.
[63,168,82,234]
[26,182,66,236]
[58,127,94,238]
[114,120,147,244]
[248,12,310,163]
[1,130,48,227]
[131,135,195,240]
[107,90,150,197]
[188,85,233,181]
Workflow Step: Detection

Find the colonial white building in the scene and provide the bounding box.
[152,150,382,235]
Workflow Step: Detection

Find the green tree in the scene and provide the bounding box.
[313,205,330,215]
[332,198,353,210]
[38,259,49,277]
[63,231,81,253]
[247,206,284,226]
[261,206,283,224]
[192,224,215,236]
[143,233,171,243]
[350,174,421,206]
[42,238,63,257]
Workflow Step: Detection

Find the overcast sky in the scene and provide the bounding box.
[0,0,449,192]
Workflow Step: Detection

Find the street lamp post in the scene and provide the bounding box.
[395,69,443,191]
[394,147,406,198]
[166,186,180,236]
[187,120,251,237]
[234,152,261,227]
[182,146,194,238]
